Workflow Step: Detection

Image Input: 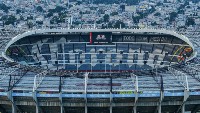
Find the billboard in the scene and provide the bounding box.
[90,32,112,44]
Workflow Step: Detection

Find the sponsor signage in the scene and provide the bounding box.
[90,32,112,44]
[123,35,135,42]
[12,93,32,97]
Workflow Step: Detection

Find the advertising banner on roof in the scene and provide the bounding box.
[90,32,112,44]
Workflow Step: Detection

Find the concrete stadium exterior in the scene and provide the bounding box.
[0,29,199,113]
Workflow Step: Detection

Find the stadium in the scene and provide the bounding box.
[0,28,199,113]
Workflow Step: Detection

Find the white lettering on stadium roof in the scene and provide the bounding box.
[123,36,135,41]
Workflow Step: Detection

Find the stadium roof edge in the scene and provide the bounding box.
[3,28,195,62]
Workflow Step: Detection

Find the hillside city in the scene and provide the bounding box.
[0,0,200,52]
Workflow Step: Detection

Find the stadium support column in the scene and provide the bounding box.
[7,91,16,113]
[182,74,189,113]
[59,92,65,113]
[33,91,40,113]
[155,75,164,113]
[59,76,65,113]
[84,73,89,113]
[110,74,113,113]
[181,89,189,113]
[132,74,138,113]
[176,74,189,113]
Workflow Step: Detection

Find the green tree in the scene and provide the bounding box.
[186,18,195,26]
[149,6,156,14]
[164,0,168,3]
[48,6,66,13]
[47,12,53,17]
[36,21,43,25]
[169,12,177,22]
[76,1,82,5]
[98,9,105,14]
[114,21,125,28]
[36,6,43,12]
[0,3,10,13]
[20,15,24,20]
[103,14,109,23]
[108,22,113,28]
[16,9,21,14]
[27,16,33,20]
[110,12,118,16]
[93,0,139,5]
[132,15,142,23]
[96,19,103,24]
[154,12,161,16]
[27,22,34,29]
[50,16,63,24]
[151,22,158,26]
[157,2,163,6]
[126,0,139,5]
[177,9,184,14]
[2,15,17,25]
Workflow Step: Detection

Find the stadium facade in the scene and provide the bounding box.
[0,29,200,113]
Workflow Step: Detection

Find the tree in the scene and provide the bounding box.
[20,15,24,20]
[48,6,66,13]
[132,15,142,23]
[126,0,139,5]
[164,0,168,3]
[169,12,177,22]
[76,1,82,5]
[151,22,158,26]
[177,9,184,14]
[114,21,125,28]
[36,6,43,12]
[47,12,53,17]
[186,18,195,26]
[192,0,199,3]
[0,3,10,13]
[50,16,64,24]
[2,15,17,25]
[184,1,189,7]
[111,12,118,16]
[93,0,139,5]
[149,6,156,14]
[186,6,191,8]
[177,26,186,31]
[27,16,33,20]
[16,9,21,14]
[157,2,163,6]
[73,21,81,25]
[96,19,103,24]
[1,15,7,21]
[98,9,105,14]
[93,0,119,4]
[108,22,113,28]
[36,21,43,25]
[154,12,161,16]
[103,14,109,23]
[27,22,34,29]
